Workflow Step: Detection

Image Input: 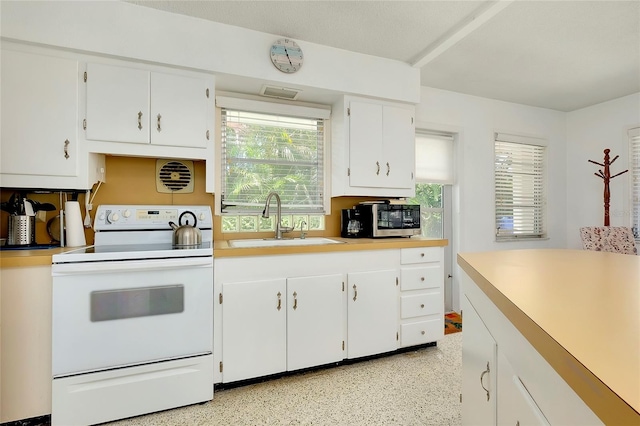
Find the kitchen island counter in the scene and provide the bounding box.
[458,249,639,425]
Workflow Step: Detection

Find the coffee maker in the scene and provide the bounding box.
[341,208,367,238]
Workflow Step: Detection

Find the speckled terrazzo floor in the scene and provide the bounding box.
[106,333,462,426]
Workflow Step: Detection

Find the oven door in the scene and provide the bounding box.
[52,256,213,377]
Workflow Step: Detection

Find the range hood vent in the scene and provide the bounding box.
[156,159,194,193]
[260,85,301,100]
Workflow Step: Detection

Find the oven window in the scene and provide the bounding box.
[90,285,184,322]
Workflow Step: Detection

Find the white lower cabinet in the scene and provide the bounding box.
[215,247,444,384]
[220,274,343,383]
[461,295,497,426]
[399,247,444,347]
[287,274,344,371]
[346,269,398,358]
[497,351,550,426]
[221,278,287,383]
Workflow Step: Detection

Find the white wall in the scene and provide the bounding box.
[0,0,419,104]
[566,93,640,248]
[416,87,568,253]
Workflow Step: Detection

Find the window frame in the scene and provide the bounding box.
[494,132,547,241]
[216,94,331,217]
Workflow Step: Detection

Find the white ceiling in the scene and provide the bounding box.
[126,0,640,112]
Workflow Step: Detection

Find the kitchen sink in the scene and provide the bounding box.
[228,237,344,248]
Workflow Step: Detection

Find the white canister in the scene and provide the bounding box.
[64,201,86,247]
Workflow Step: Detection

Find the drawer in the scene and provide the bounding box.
[400,247,441,264]
[400,265,442,291]
[400,319,443,347]
[400,293,441,319]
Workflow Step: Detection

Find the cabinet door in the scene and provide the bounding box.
[382,105,414,189]
[221,278,286,383]
[497,351,550,426]
[347,269,397,358]
[150,72,209,148]
[287,274,344,371]
[462,295,497,426]
[85,63,150,144]
[1,50,78,177]
[348,100,383,188]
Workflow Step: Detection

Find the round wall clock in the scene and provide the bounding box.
[270,38,304,73]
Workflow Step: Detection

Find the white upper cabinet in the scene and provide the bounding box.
[85,63,149,144]
[0,45,105,190]
[332,96,415,197]
[85,63,210,149]
[1,49,78,178]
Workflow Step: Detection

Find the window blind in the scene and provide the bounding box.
[630,127,640,239]
[415,131,454,184]
[494,133,546,240]
[221,108,325,214]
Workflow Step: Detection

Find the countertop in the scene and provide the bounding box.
[457,249,640,425]
[213,236,448,258]
[0,237,448,267]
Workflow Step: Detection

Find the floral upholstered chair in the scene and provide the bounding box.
[579,227,638,255]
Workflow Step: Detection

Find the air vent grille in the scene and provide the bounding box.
[260,85,301,100]
[156,159,194,193]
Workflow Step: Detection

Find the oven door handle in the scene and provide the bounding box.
[52,257,213,275]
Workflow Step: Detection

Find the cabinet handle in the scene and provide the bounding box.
[420,253,425,257]
[63,139,70,159]
[421,330,425,335]
[386,162,390,176]
[277,291,282,311]
[376,161,380,175]
[293,291,298,310]
[138,111,143,130]
[480,362,490,401]
[206,130,210,140]
[157,114,162,132]
[420,277,425,281]
[352,284,358,302]
[420,304,424,308]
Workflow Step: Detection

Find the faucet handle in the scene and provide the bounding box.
[300,220,307,239]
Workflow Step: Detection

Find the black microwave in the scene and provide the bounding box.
[341,203,421,238]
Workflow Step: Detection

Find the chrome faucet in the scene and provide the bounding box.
[262,192,294,239]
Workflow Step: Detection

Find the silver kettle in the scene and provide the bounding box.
[169,211,202,247]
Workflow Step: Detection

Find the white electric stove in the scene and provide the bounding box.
[51,205,214,426]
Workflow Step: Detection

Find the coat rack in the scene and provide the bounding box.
[588,149,628,226]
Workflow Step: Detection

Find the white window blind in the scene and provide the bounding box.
[220,108,325,214]
[494,133,547,240]
[630,127,640,239]
[415,131,454,184]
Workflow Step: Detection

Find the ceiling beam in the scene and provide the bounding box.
[411,0,515,68]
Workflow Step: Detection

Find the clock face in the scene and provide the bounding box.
[270,38,303,73]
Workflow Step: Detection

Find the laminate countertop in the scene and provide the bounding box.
[457,249,640,425]
[0,237,448,267]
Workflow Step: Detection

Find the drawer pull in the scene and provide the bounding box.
[421,330,425,335]
[420,277,425,281]
[480,362,490,401]
[420,304,425,308]
[420,253,425,257]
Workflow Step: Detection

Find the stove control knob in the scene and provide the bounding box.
[109,212,120,223]
[98,212,106,222]
[199,212,206,222]
[123,209,131,218]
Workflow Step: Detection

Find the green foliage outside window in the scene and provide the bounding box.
[409,183,444,238]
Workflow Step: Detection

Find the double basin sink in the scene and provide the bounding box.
[228,237,343,248]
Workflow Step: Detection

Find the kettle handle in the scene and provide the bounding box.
[179,211,198,227]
